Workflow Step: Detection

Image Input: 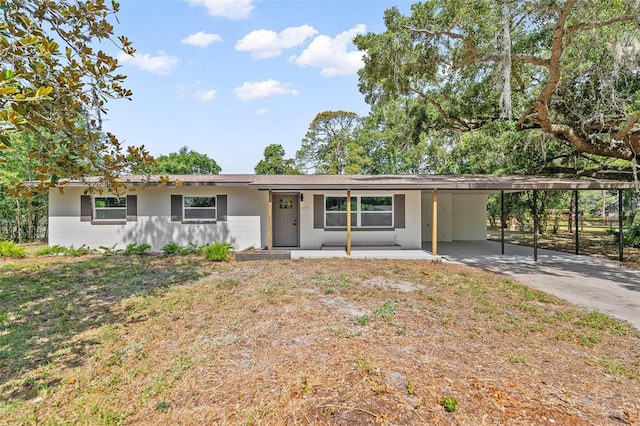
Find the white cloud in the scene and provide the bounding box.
[182,31,222,47]
[117,51,179,75]
[186,0,254,19]
[255,108,270,115]
[236,25,317,59]
[234,79,299,102]
[290,24,366,76]
[194,89,218,101]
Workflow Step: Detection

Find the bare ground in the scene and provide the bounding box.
[1,256,639,425]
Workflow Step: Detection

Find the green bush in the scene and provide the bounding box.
[162,242,205,255]
[607,223,640,248]
[162,242,183,255]
[123,243,152,255]
[0,241,26,258]
[36,245,94,257]
[205,242,233,262]
[36,245,68,256]
[99,244,120,255]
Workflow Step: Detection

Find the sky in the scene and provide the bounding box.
[101,0,412,174]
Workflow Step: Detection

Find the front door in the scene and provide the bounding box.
[273,193,299,247]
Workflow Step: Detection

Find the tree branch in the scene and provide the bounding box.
[406,26,548,67]
[567,15,637,34]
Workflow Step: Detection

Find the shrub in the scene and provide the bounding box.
[162,242,182,255]
[0,241,26,258]
[99,244,120,255]
[205,242,233,262]
[162,242,205,255]
[36,245,68,256]
[123,243,152,255]
[66,245,93,256]
[607,223,640,248]
[36,245,94,257]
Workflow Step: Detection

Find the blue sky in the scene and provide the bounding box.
[102,0,411,173]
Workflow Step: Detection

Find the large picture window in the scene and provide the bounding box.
[325,195,393,228]
[94,197,127,220]
[184,196,217,221]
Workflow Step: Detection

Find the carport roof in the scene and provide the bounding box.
[56,174,637,191]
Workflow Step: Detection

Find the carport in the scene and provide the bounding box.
[419,175,636,262]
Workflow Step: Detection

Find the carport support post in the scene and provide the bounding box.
[432,189,438,256]
[268,190,273,250]
[500,190,505,255]
[533,190,538,262]
[619,189,624,262]
[346,189,352,256]
[574,190,579,255]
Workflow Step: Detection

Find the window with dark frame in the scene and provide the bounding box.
[94,197,127,220]
[183,196,217,221]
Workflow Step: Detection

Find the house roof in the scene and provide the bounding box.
[56,174,638,191]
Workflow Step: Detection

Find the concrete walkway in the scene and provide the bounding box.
[290,249,436,260]
[438,241,640,330]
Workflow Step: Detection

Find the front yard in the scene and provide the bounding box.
[1,253,639,424]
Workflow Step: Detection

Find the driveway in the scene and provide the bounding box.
[437,241,640,330]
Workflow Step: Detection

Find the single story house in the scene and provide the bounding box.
[47,174,636,256]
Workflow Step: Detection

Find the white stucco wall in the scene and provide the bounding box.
[49,186,265,251]
[421,191,453,242]
[49,185,487,252]
[422,191,487,241]
[452,193,487,240]
[298,190,422,249]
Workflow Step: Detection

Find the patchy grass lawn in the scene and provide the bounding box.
[1,254,639,425]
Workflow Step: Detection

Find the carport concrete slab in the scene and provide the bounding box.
[436,241,640,330]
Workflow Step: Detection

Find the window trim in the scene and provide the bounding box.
[324,195,394,229]
[182,195,217,223]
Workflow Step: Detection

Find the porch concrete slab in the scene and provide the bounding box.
[290,249,436,260]
[436,241,640,330]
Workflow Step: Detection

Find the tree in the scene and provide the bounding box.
[0,0,153,195]
[358,98,447,174]
[254,144,300,175]
[354,1,640,176]
[0,132,48,241]
[146,146,221,175]
[296,111,369,174]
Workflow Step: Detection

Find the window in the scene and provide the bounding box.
[325,196,393,228]
[279,198,294,209]
[360,196,393,227]
[184,196,216,221]
[325,196,357,227]
[94,197,126,220]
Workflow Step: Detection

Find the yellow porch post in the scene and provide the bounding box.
[432,189,438,256]
[346,189,352,255]
[268,190,273,250]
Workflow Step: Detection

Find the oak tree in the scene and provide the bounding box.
[354,0,640,176]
